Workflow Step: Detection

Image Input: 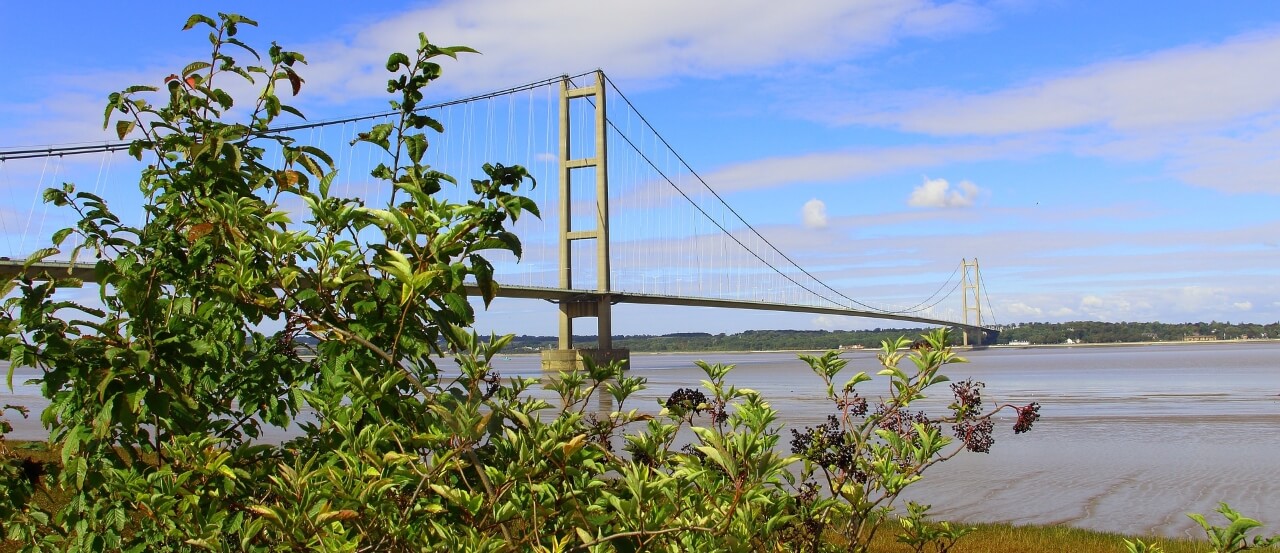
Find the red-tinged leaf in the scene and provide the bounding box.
[186,223,214,242]
[274,170,301,190]
[284,68,302,96]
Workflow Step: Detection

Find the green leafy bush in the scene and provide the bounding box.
[0,13,1038,552]
[788,330,1040,553]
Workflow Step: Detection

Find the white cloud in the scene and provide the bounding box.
[907,177,982,208]
[1233,301,1253,311]
[1169,286,1230,314]
[857,30,1280,136]
[801,198,828,229]
[1004,302,1042,318]
[810,27,1280,196]
[811,315,844,330]
[296,0,994,102]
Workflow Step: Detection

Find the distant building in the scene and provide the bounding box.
[1184,335,1217,341]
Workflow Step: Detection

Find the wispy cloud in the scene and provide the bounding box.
[810,27,1280,195]
[698,139,1041,193]
[296,0,995,102]
[849,29,1280,135]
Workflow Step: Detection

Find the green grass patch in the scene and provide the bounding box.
[881,522,1231,553]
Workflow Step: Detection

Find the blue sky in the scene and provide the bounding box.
[2,1,1279,336]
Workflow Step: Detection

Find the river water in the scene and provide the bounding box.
[4,341,1278,538]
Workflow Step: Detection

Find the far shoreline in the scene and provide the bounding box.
[491,337,1280,357]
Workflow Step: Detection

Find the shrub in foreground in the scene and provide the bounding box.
[0,12,1050,552]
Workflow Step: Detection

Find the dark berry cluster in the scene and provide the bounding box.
[627,445,654,467]
[584,413,614,452]
[480,370,501,400]
[1013,402,1041,434]
[950,379,984,416]
[778,482,827,548]
[681,442,731,476]
[796,481,820,504]
[873,405,937,441]
[664,388,728,423]
[272,314,306,360]
[680,442,706,462]
[952,419,995,453]
[665,388,708,416]
[837,393,868,417]
[789,416,864,481]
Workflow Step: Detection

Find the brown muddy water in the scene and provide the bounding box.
[5,341,1278,538]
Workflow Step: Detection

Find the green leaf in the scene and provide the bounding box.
[225,37,260,60]
[51,227,76,246]
[182,61,212,76]
[7,344,24,387]
[182,14,217,31]
[386,52,410,72]
[405,133,427,164]
[442,292,469,317]
[115,120,136,140]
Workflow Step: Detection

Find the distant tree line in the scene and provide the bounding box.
[501,327,934,352]
[494,320,1280,352]
[996,320,1279,345]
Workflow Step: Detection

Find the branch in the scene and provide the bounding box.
[573,526,716,551]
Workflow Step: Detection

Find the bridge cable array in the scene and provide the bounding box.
[599,73,962,317]
[0,70,985,325]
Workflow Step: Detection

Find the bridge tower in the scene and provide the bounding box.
[960,258,984,346]
[540,71,631,371]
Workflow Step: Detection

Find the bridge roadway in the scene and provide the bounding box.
[0,260,997,337]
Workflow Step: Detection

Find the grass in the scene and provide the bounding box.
[866,522,1256,553]
[3,441,1276,553]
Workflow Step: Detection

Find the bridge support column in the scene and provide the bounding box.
[541,70,629,372]
[961,258,982,347]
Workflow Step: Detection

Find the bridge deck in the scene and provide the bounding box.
[0,260,996,335]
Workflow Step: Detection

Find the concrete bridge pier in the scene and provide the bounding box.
[960,328,998,347]
[540,294,630,372]
[540,348,630,372]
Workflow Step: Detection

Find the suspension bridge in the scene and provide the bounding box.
[0,70,998,370]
